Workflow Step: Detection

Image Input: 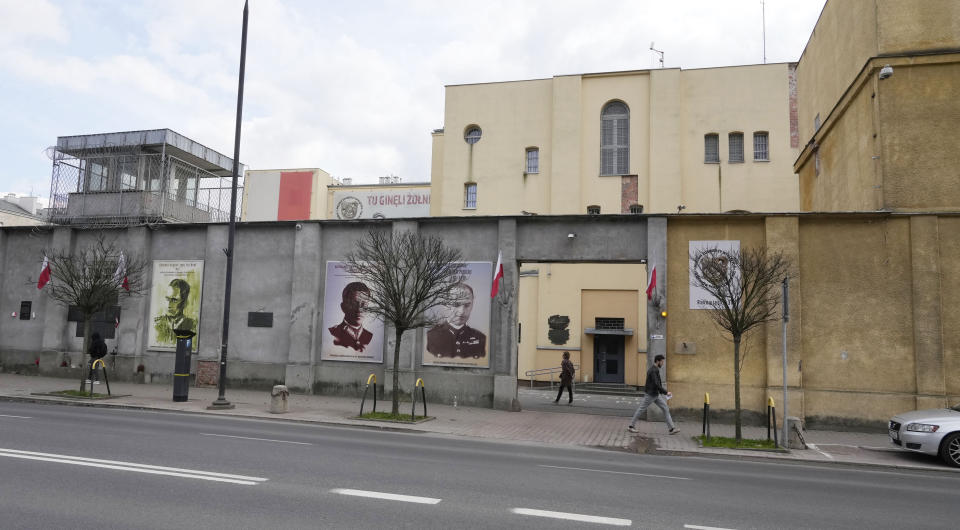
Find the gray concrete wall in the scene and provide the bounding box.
[0,215,658,410]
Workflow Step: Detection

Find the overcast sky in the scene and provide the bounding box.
[0,0,825,200]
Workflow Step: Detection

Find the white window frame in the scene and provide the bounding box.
[753,131,769,161]
[728,132,744,163]
[600,101,629,176]
[464,183,477,209]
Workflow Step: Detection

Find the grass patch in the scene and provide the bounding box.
[52,389,110,398]
[358,411,428,423]
[696,435,778,450]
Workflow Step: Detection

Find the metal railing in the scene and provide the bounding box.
[523,363,579,389]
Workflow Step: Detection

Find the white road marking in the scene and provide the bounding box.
[0,414,31,419]
[806,443,835,460]
[0,448,267,485]
[511,508,631,526]
[200,433,312,445]
[330,488,441,504]
[685,525,738,530]
[539,464,690,480]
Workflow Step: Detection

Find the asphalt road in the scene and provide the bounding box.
[1,400,958,529]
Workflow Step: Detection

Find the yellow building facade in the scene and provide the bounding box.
[431,64,801,386]
[794,0,960,212]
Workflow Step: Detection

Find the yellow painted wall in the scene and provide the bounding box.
[581,289,642,385]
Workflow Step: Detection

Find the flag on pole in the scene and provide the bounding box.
[115,315,120,329]
[491,251,504,298]
[37,256,51,289]
[113,252,129,291]
[646,265,657,300]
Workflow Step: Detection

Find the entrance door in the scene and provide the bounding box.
[594,335,625,383]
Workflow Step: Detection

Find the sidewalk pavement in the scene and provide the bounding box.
[0,373,955,474]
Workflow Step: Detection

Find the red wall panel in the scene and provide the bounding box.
[277,171,313,220]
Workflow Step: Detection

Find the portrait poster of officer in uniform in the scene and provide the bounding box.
[320,261,384,363]
[147,260,204,352]
[423,262,492,368]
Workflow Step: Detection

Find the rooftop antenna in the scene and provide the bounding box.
[761,0,767,64]
[650,42,664,68]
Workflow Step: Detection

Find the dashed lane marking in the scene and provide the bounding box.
[539,464,690,480]
[511,508,631,526]
[200,433,312,445]
[330,488,442,504]
[0,447,267,485]
[0,414,31,419]
[685,524,738,530]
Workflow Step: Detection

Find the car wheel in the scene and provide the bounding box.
[940,432,960,468]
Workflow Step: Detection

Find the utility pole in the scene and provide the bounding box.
[762,0,767,64]
[209,0,248,410]
[781,277,789,446]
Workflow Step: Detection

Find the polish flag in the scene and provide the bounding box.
[491,251,504,298]
[113,252,129,291]
[646,265,657,300]
[37,256,51,289]
[115,315,120,329]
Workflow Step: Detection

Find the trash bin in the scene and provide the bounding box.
[172,330,195,402]
[270,385,289,414]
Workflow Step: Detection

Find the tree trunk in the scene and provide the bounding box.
[391,327,404,415]
[733,334,742,442]
[79,318,92,392]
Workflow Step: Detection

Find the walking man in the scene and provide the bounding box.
[628,354,679,434]
[554,351,575,404]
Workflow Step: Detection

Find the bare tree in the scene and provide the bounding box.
[38,234,149,391]
[344,230,465,415]
[690,245,792,441]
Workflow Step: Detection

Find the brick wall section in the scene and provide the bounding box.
[789,63,799,148]
[621,175,638,213]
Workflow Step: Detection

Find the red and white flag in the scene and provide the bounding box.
[115,315,120,329]
[491,251,504,298]
[37,256,51,289]
[113,252,129,291]
[646,265,657,300]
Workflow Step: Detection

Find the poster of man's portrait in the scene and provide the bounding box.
[148,260,204,351]
[423,262,492,368]
[320,261,384,363]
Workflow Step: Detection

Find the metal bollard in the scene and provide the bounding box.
[270,385,289,414]
[172,331,195,402]
[359,374,377,415]
[768,397,779,446]
[702,392,711,440]
[411,378,427,421]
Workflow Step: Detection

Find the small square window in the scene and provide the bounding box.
[753,132,769,161]
[704,134,719,163]
[464,183,477,209]
[525,148,539,174]
[587,205,601,215]
[729,132,744,163]
[629,204,643,214]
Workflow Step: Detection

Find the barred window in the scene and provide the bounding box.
[587,205,601,215]
[629,203,643,214]
[525,148,539,174]
[704,134,719,163]
[464,183,477,209]
[729,132,744,163]
[601,101,629,175]
[464,126,482,145]
[753,131,769,161]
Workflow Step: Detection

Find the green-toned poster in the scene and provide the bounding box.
[148,260,204,351]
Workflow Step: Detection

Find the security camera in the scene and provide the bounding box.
[295,223,302,231]
[567,233,576,239]
[879,64,893,80]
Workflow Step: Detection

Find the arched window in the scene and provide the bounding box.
[464,126,482,145]
[601,101,629,175]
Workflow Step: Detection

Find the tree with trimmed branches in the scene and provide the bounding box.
[344,230,466,415]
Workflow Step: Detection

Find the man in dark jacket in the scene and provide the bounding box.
[627,354,679,434]
[87,332,108,384]
[554,351,575,404]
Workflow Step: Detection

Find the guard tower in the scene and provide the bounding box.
[48,129,243,225]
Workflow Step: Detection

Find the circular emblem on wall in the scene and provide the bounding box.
[695,248,733,285]
[336,196,362,219]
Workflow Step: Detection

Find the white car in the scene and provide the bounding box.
[889,403,960,467]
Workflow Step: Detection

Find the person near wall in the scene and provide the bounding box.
[554,351,575,404]
[628,354,679,434]
[86,332,108,384]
